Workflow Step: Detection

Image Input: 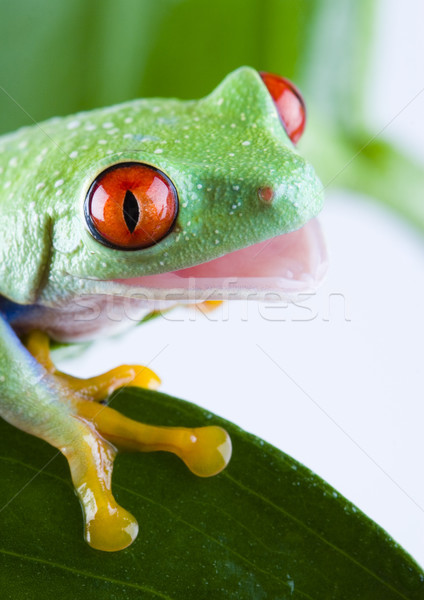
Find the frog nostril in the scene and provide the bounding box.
[258,187,274,205]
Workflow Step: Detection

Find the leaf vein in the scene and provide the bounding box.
[224,473,411,600]
[0,547,175,599]
[115,482,315,599]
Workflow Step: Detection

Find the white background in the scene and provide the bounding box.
[59,0,424,567]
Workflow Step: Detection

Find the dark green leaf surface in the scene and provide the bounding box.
[0,388,422,599]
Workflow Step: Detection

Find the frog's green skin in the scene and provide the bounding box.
[0,67,321,305]
[0,67,323,551]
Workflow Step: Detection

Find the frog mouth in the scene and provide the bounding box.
[115,218,327,301]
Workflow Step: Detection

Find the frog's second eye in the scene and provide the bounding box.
[85,162,179,250]
[259,72,306,144]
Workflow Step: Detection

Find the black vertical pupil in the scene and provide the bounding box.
[123,190,140,234]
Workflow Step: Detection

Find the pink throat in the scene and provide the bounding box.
[115,219,328,299]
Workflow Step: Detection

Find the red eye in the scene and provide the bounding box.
[259,72,306,144]
[85,162,178,250]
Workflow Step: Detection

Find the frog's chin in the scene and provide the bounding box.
[114,218,328,302]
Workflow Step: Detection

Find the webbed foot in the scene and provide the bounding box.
[23,330,232,551]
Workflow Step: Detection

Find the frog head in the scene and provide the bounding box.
[0,67,326,305]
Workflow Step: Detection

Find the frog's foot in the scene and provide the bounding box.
[61,417,139,552]
[23,330,232,551]
[193,300,223,314]
[72,399,232,478]
[61,399,231,552]
[24,330,161,401]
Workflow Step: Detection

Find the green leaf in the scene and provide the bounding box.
[0,388,422,599]
[303,123,424,235]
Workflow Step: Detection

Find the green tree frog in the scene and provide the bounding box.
[0,67,325,551]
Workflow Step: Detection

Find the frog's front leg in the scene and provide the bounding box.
[26,330,231,478]
[0,318,231,551]
[24,329,161,399]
